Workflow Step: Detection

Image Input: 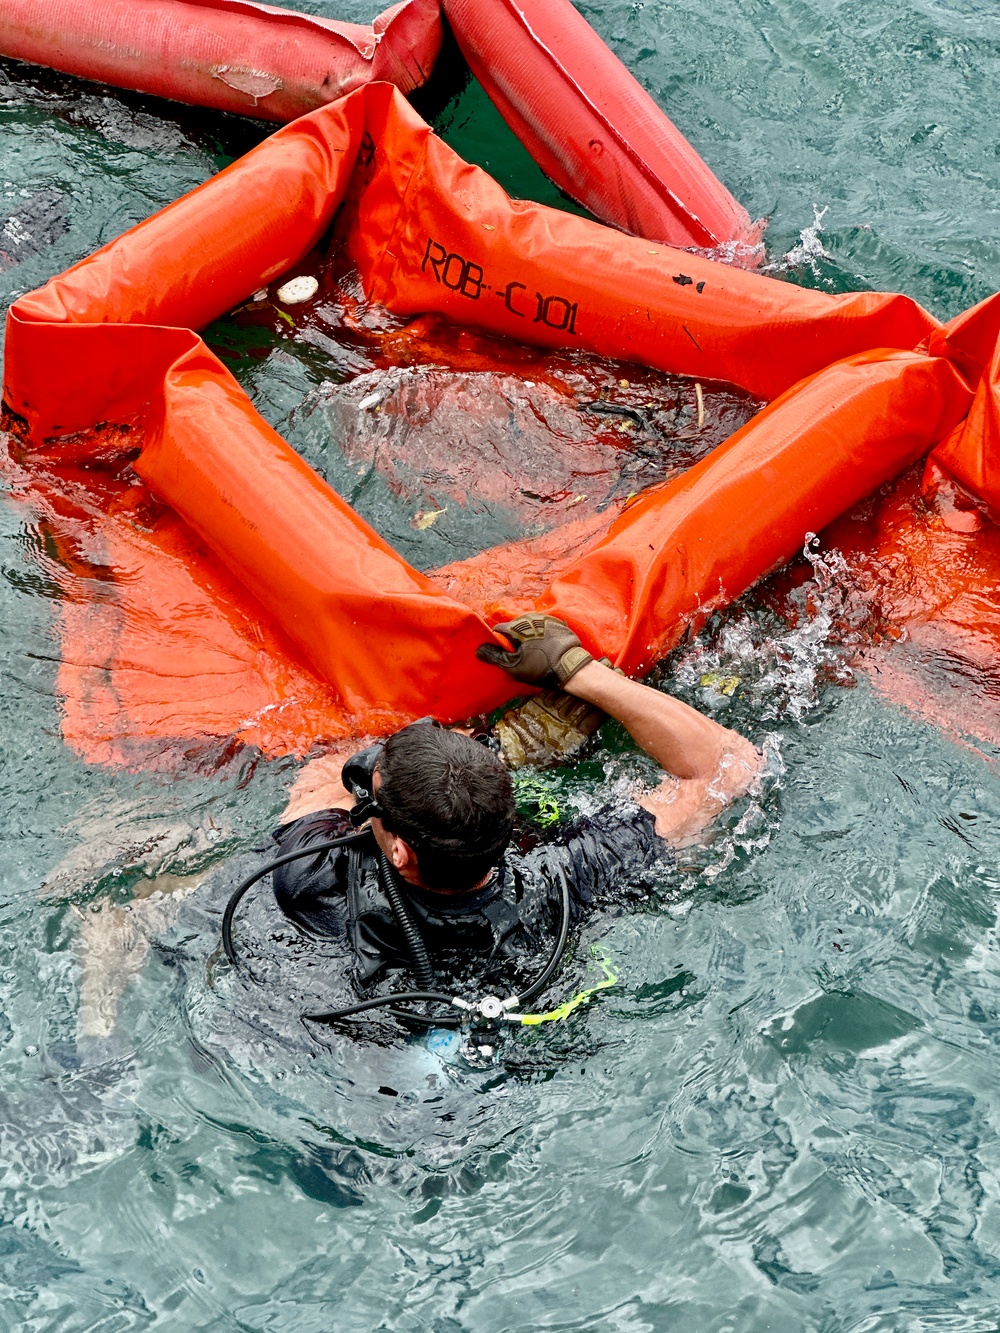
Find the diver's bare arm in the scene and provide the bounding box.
[564,659,759,842]
[280,749,356,824]
[564,660,753,778]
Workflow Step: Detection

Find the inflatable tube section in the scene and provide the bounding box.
[442,0,761,258]
[0,0,441,121]
[923,292,1000,517]
[3,84,981,732]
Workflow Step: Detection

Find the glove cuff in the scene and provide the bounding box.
[555,645,593,685]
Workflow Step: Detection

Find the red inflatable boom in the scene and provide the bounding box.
[2,0,760,258]
[443,0,762,256]
[0,0,441,119]
[5,83,985,765]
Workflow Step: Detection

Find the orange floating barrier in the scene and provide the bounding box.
[0,0,440,120]
[2,83,992,764]
[923,293,1000,516]
[442,0,762,256]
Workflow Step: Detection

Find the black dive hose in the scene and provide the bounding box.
[221,833,367,968]
[375,847,435,991]
[305,873,572,1027]
[307,990,458,1019]
[513,873,571,1006]
[223,834,438,997]
[221,835,458,1028]
[222,833,573,1031]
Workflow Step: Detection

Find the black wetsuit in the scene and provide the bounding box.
[271,804,669,997]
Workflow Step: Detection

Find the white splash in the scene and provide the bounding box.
[764,203,832,277]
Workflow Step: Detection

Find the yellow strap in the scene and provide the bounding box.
[519,945,617,1025]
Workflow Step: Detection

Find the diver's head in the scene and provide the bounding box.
[370,723,515,894]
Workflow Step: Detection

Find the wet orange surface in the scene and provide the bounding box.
[10,402,1000,771]
[0,304,758,767]
[2,429,355,768]
[826,465,1000,754]
[7,83,1000,769]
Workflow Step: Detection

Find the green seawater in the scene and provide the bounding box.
[3,2,1000,1327]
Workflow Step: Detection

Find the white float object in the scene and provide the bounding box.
[276,275,318,304]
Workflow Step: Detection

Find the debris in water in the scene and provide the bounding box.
[413,507,447,529]
[276,275,319,304]
[700,671,741,696]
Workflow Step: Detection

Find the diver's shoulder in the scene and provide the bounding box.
[511,799,666,873]
[272,806,356,845]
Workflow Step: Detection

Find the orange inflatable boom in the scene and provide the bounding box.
[0,0,441,120]
[4,83,991,738]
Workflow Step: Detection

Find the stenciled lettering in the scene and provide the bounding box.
[356,132,376,169]
[503,280,527,316]
[420,238,579,327]
[422,237,447,281]
[533,292,578,334]
[421,238,483,299]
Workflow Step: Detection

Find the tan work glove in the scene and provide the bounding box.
[476,615,592,690]
[495,689,607,769]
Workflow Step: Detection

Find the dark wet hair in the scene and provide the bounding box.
[376,726,515,892]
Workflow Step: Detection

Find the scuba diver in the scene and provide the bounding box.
[223,615,760,1040]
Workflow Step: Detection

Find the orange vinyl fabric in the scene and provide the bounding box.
[1,83,989,757]
[924,293,1000,514]
[0,0,441,121]
[818,460,1000,757]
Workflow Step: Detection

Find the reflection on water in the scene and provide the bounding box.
[4,11,1000,1330]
